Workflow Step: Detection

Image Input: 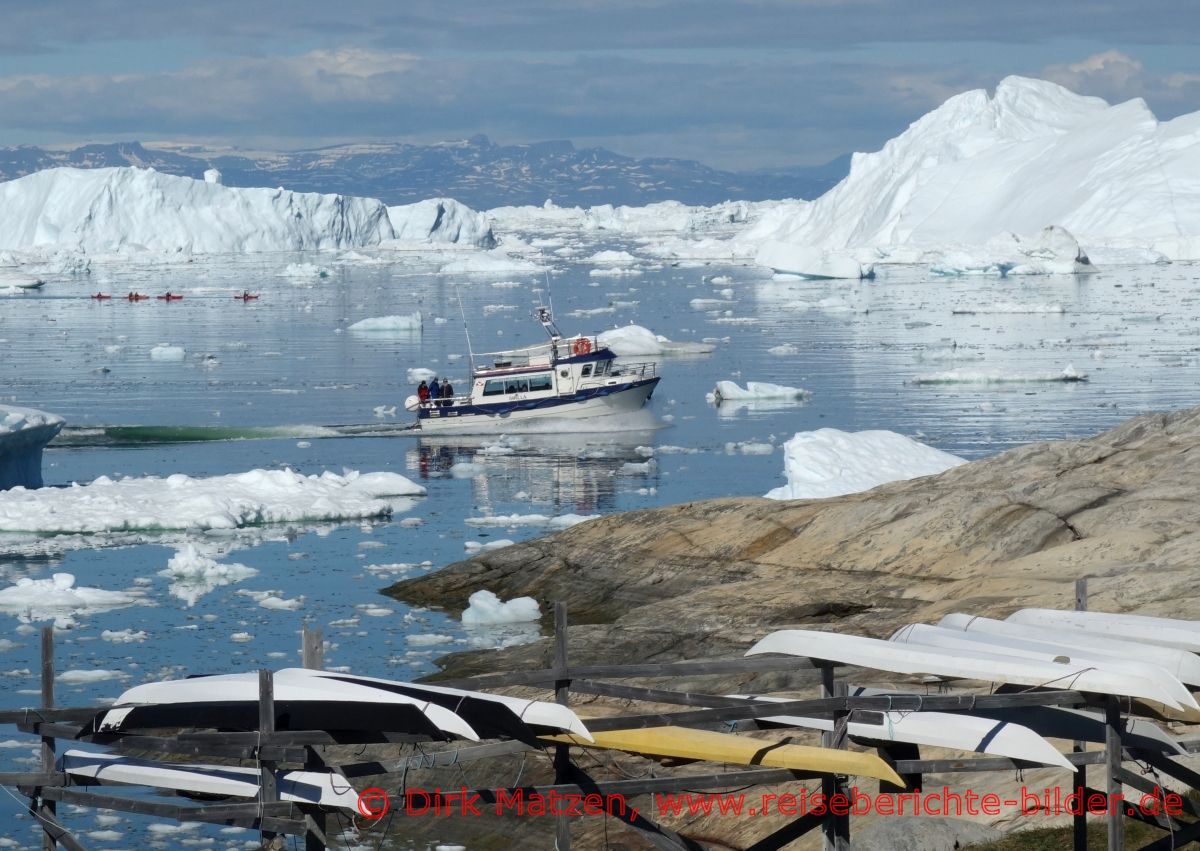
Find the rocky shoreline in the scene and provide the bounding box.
[381,406,1200,848]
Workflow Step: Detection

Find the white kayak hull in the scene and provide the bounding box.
[61,749,360,810]
[746,629,1194,710]
[1006,609,1200,653]
[731,694,1072,769]
[890,623,1197,710]
[939,612,1200,688]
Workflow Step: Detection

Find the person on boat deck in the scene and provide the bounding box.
[440,378,454,407]
[417,380,430,404]
[429,377,441,404]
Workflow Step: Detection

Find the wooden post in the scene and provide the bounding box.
[259,669,279,846]
[1073,577,1088,851]
[1105,695,1124,851]
[820,666,850,851]
[302,625,324,670]
[553,602,571,851]
[40,626,56,851]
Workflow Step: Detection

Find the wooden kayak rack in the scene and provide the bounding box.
[3,580,1198,850]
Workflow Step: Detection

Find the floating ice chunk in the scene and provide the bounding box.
[951,302,1065,315]
[348,311,422,333]
[438,250,543,275]
[406,367,437,384]
[463,539,514,552]
[0,468,425,534]
[279,262,329,279]
[408,633,454,646]
[464,513,597,528]
[0,574,140,621]
[589,267,643,277]
[230,632,254,642]
[765,429,966,500]
[101,629,147,643]
[0,403,65,490]
[756,243,873,279]
[461,590,541,625]
[586,249,639,264]
[709,381,810,401]
[259,595,304,611]
[450,462,487,478]
[597,324,715,356]
[149,345,185,361]
[767,343,800,356]
[912,364,1087,384]
[57,669,126,684]
[159,544,259,607]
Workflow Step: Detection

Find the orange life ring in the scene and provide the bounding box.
[572,337,592,356]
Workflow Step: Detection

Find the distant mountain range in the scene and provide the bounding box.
[0,137,847,209]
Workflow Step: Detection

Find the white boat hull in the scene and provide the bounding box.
[416,377,657,434]
[746,629,1196,710]
[1006,609,1200,653]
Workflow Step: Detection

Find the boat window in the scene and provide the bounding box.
[581,364,593,377]
[528,373,553,392]
[597,360,610,376]
[483,379,507,397]
[505,378,529,394]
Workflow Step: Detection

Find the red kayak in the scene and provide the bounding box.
[91,293,112,300]
[156,293,184,301]
[127,293,149,301]
[234,293,260,301]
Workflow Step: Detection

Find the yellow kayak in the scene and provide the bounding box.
[541,725,904,787]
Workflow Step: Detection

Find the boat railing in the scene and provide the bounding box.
[421,395,470,410]
[611,361,657,379]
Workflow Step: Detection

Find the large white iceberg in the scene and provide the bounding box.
[597,324,715,356]
[0,166,394,255]
[0,405,65,490]
[385,198,496,249]
[765,428,966,500]
[743,76,1200,262]
[0,468,425,534]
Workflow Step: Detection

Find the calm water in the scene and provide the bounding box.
[0,239,1197,847]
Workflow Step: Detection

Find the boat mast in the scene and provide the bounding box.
[535,271,563,342]
[454,283,476,374]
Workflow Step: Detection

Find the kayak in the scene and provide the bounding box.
[91,293,112,300]
[234,293,260,301]
[156,294,183,301]
[127,294,149,301]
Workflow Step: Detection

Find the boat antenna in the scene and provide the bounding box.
[455,283,475,373]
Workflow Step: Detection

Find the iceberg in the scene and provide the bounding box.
[741,76,1200,263]
[385,198,496,249]
[348,312,423,333]
[0,166,393,255]
[597,324,716,356]
[765,429,966,500]
[0,405,65,490]
[755,242,874,280]
[461,590,541,625]
[0,573,141,622]
[709,381,810,401]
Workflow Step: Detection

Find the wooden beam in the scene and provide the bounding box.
[1106,696,1125,851]
[745,812,824,851]
[39,626,56,851]
[1074,577,1089,851]
[259,669,279,844]
[820,669,849,851]
[566,763,705,851]
[302,625,324,671]
[554,601,572,851]
[32,805,86,851]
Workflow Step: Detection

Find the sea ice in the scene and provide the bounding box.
[597,324,715,356]
[461,590,541,625]
[0,404,65,490]
[0,574,140,621]
[912,364,1087,384]
[149,344,186,361]
[348,311,423,333]
[709,381,810,401]
[765,429,967,500]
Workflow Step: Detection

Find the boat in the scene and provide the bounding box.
[126,293,148,301]
[60,749,361,810]
[889,623,1197,708]
[156,292,184,301]
[938,612,1200,687]
[234,292,259,301]
[91,293,112,300]
[540,726,905,785]
[405,306,659,433]
[1006,608,1200,653]
[93,668,481,740]
[745,629,1196,710]
[731,693,1073,769]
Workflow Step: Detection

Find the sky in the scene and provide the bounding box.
[1,1,1198,171]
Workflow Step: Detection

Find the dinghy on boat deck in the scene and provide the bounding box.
[1006,609,1200,653]
[745,629,1196,711]
[94,668,479,741]
[60,750,360,810]
[938,613,1200,688]
[290,669,593,742]
[889,623,1197,710]
[540,726,905,786]
[728,694,1073,769]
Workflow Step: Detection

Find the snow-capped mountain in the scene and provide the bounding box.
[0,137,842,209]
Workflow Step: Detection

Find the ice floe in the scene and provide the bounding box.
[461,590,541,625]
[765,429,967,500]
[348,311,422,333]
[912,364,1087,384]
[0,468,425,534]
[0,404,65,490]
[159,544,259,607]
[597,324,715,356]
[0,574,141,623]
[709,381,810,402]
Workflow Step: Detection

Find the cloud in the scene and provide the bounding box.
[1043,50,1146,101]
